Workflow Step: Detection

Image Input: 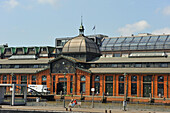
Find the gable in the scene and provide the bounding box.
[51,58,75,73]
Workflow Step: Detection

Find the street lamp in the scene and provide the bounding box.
[62,61,66,108]
[91,88,95,108]
[123,73,127,111]
[63,72,66,108]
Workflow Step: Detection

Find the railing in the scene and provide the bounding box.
[26,100,170,112]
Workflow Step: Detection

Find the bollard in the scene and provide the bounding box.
[105,109,107,113]
[65,108,68,111]
[109,110,111,113]
[70,108,72,111]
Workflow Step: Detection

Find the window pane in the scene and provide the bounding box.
[70,82,73,93]
[131,83,137,95]
[113,53,121,57]
[164,35,170,43]
[148,36,159,43]
[158,84,164,96]
[3,75,7,80]
[106,76,113,81]
[111,64,117,67]
[95,83,100,94]
[21,76,27,82]
[81,75,86,81]
[119,83,124,94]
[53,75,55,81]
[122,37,134,50]
[143,76,152,82]
[42,75,47,81]
[135,63,142,68]
[59,78,67,81]
[160,63,168,67]
[102,38,110,46]
[131,37,142,43]
[95,76,100,81]
[12,75,16,80]
[131,76,137,81]
[70,75,73,81]
[32,75,36,81]
[123,37,134,43]
[158,76,164,82]
[119,76,124,81]
[146,36,159,49]
[139,36,150,43]
[105,46,112,51]
[156,36,168,43]
[138,36,151,50]
[116,38,126,43]
[107,38,117,46]
[80,82,86,93]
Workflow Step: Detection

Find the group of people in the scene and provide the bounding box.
[68,99,77,107]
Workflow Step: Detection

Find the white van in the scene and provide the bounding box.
[28,85,50,94]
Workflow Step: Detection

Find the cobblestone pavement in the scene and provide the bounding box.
[1,105,170,113]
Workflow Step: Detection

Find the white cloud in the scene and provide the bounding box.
[162,6,170,16]
[3,0,19,9]
[117,20,150,36]
[37,0,59,6]
[152,28,170,35]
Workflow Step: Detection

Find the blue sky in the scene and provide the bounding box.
[0,0,170,47]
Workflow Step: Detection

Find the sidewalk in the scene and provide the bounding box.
[0,105,170,113]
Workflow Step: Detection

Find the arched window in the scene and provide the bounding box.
[53,75,56,93]
[94,75,100,94]
[42,75,47,81]
[12,75,17,84]
[3,75,7,81]
[118,76,124,95]
[95,75,100,81]
[81,75,86,81]
[131,75,137,95]
[80,75,86,93]
[158,76,164,82]
[42,75,47,85]
[32,75,36,84]
[70,75,73,93]
[158,76,164,96]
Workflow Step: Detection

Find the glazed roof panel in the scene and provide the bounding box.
[101,35,170,51]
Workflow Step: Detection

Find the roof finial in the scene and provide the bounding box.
[81,16,83,25]
[79,16,85,36]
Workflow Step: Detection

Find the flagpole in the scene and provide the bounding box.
[92,25,96,35]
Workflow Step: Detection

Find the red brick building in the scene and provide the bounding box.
[1,25,170,103]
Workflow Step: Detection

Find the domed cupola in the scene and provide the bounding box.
[62,24,101,62]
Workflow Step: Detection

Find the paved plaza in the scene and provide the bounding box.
[0,105,170,113]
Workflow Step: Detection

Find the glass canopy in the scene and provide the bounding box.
[100,35,169,51]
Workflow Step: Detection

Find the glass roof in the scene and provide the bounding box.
[100,35,170,51]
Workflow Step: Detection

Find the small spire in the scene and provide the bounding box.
[81,16,83,25]
[79,16,85,36]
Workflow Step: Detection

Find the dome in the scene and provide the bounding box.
[62,35,100,54]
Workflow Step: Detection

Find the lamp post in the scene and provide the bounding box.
[123,73,127,111]
[62,61,66,108]
[63,72,66,108]
[91,88,95,108]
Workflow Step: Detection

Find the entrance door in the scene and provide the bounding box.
[57,82,67,95]
[143,84,151,97]
[105,83,113,96]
